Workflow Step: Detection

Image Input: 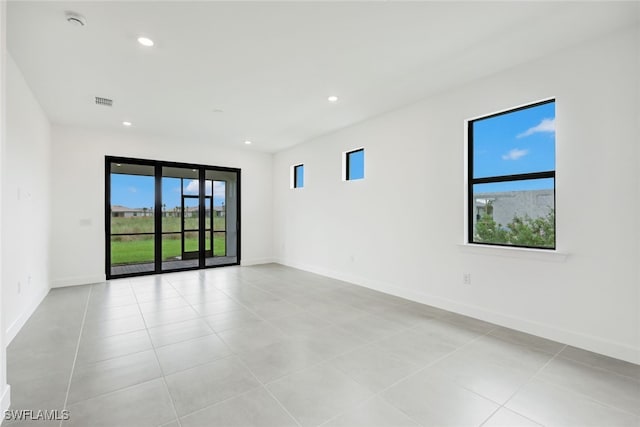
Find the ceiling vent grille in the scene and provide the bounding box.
[95,97,113,107]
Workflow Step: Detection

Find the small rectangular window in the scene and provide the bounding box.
[468,99,555,249]
[293,164,304,188]
[345,148,364,181]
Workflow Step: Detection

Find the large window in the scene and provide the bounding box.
[106,156,240,279]
[468,100,555,249]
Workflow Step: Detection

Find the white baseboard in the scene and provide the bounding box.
[241,258,275,266]
[0,384,10,422]
[276,258,640,365]
[5,286,49,344]
[51,274,105,288]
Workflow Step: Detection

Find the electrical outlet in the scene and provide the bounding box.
[463,273,471,285]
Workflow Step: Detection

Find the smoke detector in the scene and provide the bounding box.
[65,12,86,27]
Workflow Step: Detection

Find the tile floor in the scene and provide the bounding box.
[5,264,640,426]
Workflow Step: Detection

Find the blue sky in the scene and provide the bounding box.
[348,149,365,180]
[111,176,226,209]
[473,101,555,191]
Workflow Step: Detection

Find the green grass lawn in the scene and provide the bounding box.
[111,216,226,234]
[111,237,226,265]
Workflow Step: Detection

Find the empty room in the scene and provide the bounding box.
[0,1,639,426]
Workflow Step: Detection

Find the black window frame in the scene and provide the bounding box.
[467,99,556,250]
[293,164,304,189]
[105,156,241,279]
[345,148,365,181]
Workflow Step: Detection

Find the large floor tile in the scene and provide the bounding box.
[156,334,231,375]
[179,387,297,427]
[82,314,146,339]
[537,357,640,415]
[482,408,542,427]
[203,308,262,332]
[84,303,141,323]
[304,300,370,324]
[268,311,331,338]
[431,335,553,403]
[267,363,374,427]
[138,296,189,314]
[65,378,176,427]
[164,356,260,416]
[330,344,421,393]
[244,299,303,320]
[506,378,639,426]
[236,338,326,383]
[76,329,152,365]
[381,369,499,426]
[148,318,214,348]
[68,350,162,404]
[8,346,76,384]
[218,322,288,353]
[323,396,419,427]
[376,326,461,366]
[7,370,70,412]
[142,305,200,328]
[191,298,244,316]
[489,326,565,355]
[7,265,640,427]
[299,326,367,360]
[559,346,640,380]
[336,313,410,343]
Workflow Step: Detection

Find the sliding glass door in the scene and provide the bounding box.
[106,157,240,278]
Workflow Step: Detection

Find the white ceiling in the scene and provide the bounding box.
[7,1,639,153]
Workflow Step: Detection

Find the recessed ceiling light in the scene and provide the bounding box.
[192,169,197,172]
[244,140,252,145]
[137,37,154,47]
[116,163,122,167]
[328,95,339,103]
[122,121,132,127]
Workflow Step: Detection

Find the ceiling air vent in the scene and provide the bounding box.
[95,97,113,107]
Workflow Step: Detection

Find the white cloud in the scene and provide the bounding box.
[517,118,555,138]
[128,186,137,193]
[502,148,529,160]
[185,180,226,196]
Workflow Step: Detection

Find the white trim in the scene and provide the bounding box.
[275,258,638,365]
[0,385,10,421]
[51,274,105,288]
[5,286,49,344]
[458,243,568,262]
[240,257,275,266]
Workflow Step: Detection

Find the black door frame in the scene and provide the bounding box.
[105,155,241,279]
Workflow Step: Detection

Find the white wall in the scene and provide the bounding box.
[0,0,9,416]
[50,125,273,287]
[2,54,52,345]
[273,27,640,364]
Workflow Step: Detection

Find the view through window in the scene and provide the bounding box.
[468,100,555,249]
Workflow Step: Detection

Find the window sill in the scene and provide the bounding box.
[458,243,569,262]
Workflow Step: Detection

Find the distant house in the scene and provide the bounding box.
[112,204,224,218]
[183,206,225,218]
[111,205,150,218]
[473,189,554,231]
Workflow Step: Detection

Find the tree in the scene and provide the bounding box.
[475,209,555,248]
